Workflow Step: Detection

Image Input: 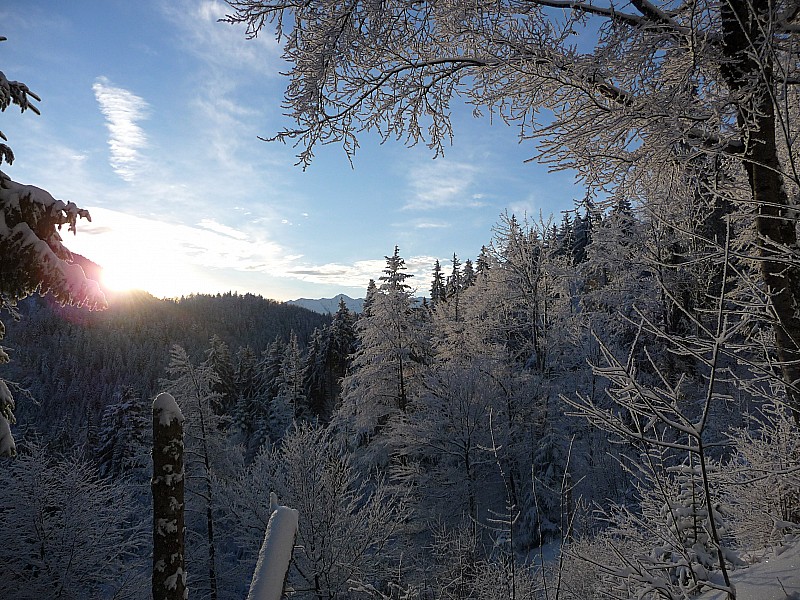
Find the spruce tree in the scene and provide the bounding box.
[462,258,475,288]
[95,386,150,478]
[430,259,446,305]
[337,247,424,461]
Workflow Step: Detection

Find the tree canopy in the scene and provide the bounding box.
[224,0,800,414]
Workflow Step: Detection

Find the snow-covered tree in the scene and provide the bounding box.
[160,345,229,600]
[225,0,800,417]
[95,386,150,479]
[269,330,306,440]
[0,38,106,456]
[228,424,410,600]
[232,344,272,459]
[0,441,147,599]
[394,359,499,533]
[722,402,800,549]
[429,259,446,305]
[205,334,237,415]
[461,258,476,288]
[489,212,576,373]
[337,247,426,459]
[304,299,356,421]
[586,451,744,599]
[445,253,463,322]
[361,278,378,317]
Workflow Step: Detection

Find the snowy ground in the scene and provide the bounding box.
[700,537,800,600]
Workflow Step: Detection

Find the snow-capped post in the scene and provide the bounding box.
[246,492,299,600]
[152,392,187,600]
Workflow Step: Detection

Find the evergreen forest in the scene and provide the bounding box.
[2,0,800,598]
[2,205,799,599]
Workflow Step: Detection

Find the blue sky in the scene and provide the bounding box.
[2,0,582,301]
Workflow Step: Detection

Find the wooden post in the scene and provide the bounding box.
[152,392,187,600]
[247,492,299,600]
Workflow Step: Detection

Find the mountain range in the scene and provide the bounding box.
[286,294,364,315]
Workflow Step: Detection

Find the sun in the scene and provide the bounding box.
[96,243,210,299]
[100,258,159,294]
[69,207,243,300]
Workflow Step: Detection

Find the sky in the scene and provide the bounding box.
[1,0,583,302]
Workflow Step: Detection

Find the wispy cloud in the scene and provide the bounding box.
[162,0,281,75]
[413,221,450,229]
[508,196,540,218]
[71,207,437,297]
[197,218,249,240]
[284,254,437,290]
[403,160,486,211]
[92,77,149,181]
[159,0,287,175]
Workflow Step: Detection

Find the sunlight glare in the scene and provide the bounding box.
[100,259,154,294]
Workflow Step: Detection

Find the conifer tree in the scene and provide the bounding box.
[232,345,271,459]
[160,346,224,600]
[362,278,378,317]
[446,253,463,322]
[302,327,327,417]
[0,39,106,455]
[305,299,357,420]
[337,247,424,457]
[475,245,491,280]
[272,330,306,434]
[462,259,476,289]
[261,336,286,402]
[430,259,446,305]
[95,386,150,478]
[205,335,236,415]
[380,245,413,293]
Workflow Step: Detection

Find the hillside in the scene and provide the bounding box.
[2,291,329,440]
[286,294,364,314]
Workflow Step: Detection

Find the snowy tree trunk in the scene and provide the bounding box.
[247,492,299,600]
[720,0,800,420]
[152,392,187,600]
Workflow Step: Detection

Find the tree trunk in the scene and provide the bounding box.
[721,0,800,419]
[197,394,219,600]
[152,393,186,600]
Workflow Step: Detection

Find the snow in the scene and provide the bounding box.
[0,413,15,456]
[247,498,299,600]
[164,567,186,590]
[0,378,14,409]
[156,518,178,535]
[699,537,800,600]
[152,392,184,426]
[0,379,15,455]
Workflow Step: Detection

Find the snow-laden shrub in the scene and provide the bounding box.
[567,452,743,600]
[0,440,147,599]
[220,423,411,599]
[722,402,800,551]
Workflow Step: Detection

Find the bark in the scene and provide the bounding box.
[721,0,800,418]
[152,396,186,600]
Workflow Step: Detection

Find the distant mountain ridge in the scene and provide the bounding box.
[287,294,364,314]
